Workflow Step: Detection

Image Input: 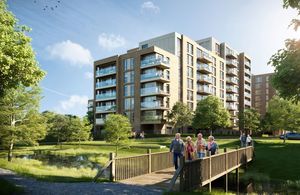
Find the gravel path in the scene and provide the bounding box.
[0,168,163,195]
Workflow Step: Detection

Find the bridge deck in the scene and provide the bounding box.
[119,167,175,189]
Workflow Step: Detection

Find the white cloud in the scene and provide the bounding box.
[98,33,126,50]
[47,40,93,67]
[141,1,160,13]
[55,95,89,116]
[84,71,93,79]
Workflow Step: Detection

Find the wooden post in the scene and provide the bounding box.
[208,151,212,193]
[109,152,115,181]
[224,148,228,193]
[148,149,152,173]
[179,156,185,191]
[236,168,239,194]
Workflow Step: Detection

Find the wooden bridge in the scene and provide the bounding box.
[96,146,254,192]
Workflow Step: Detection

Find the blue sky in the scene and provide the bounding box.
[7,0,299,116]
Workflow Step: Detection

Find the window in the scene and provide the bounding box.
[215,43,220,56]
[220,70,224,80]
[212,67,216,76]
[187,42,193,55]
[220,89,224,98]
[141,44,148,49]
[212,77,216,86]
[187,67,193,77]
[124,98,134,110]
[212,87,216,96]
[255,76,262,82]
[124,71,134,83]
[124,84,134,96]
[124,111,134,122]
[187,102,193,110]
[177,38,182,57]
[220,61,224,71]
[187,90,193,101]
[187,55,193,66]
[212,57,216,67]
[220,80,224,89]
[187,78,193,89]
[124,58,135,70]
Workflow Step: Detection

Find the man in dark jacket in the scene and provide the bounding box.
[170,133,185,170]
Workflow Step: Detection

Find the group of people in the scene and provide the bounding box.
[169,133,218,170]
[240,132,252,147]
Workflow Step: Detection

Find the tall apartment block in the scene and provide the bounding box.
[197,37,252,131]
[251,73,276,117]
[93,32,251,135]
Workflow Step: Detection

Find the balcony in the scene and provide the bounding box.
[96,66,116,77]
[197,51,213,63]
[226,103,238,110]
[245,68,251,76]
[226,59,238,68]
[226,94,238,102]
[95,118,104,125]
[197,85,212,95]
[96,80,116,89]
[140,87,169,96]
[197,63,213,74]
[140,72,170,83]
[226,77,238,85]
[245,92,251,98]
[95,93,116,101]
[245,84,251,91]
[141,115,164,124]
[245,100,251,106]
[141,58,170,69]
[245,76,251,84]
[245,61,251,68]
[229,111,238,117]
[197,95,208,101]
[226,49,238,59]
[96,105,116,113]
[197,75,212,84]
[226,86,238,94]
[226,68,238,76]
[140,101,168,110]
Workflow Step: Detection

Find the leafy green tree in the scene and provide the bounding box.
[104,114,132,156]
[166,102,193,134]
[47,114,70,146]
[0,1,45,96]
[268,0,300,103]
[240,108,260,134]
[0,86,47,161]
[69,117,91,144]
[192,96,231,135]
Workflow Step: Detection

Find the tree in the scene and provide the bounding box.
[240,108,260,134]
[0,86,47,161]
[262,96,300,135]
[192,96,231,135]
[0,1,45,96]
[166,102,193,133]
[104,114,132,156]
[46,114,70,146]
[268,0,300,103]
[69,117,91,144]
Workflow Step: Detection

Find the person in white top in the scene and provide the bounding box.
[195,133,206,158]
[246,134,252,146]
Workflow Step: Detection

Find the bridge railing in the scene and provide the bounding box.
[112,149,173,181]
[179,146,254,191]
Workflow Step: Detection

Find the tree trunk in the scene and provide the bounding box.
[115,145,118,157]
[8,141,14,162]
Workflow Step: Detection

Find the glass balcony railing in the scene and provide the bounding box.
[197,51,212,62]
[96,80,116,88]
[141,115,163,122]
[197,63,213,73]
[141,58,170,68]
[197,85,212,94]
[95,118,105,125]
[226,68,238,75]
[140,87,168,95]
[197,75,212,83]
[245,92,251,98]
[96,67,116,77]
[245,76,251,83]
[140,72,169,81]
[226,59,238,67]
[226,49,238,58]
[226,94,237,101]
[245,68,251,75]
[96,93,116,100]
[226,86,238,93]
[245,100,251,106]
[245,61,251,67]
[141,101,165,109]
[96,105,116,112]
[226,103,238,110]
[226,77,238,84]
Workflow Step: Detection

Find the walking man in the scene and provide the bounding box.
[170,133,185,170]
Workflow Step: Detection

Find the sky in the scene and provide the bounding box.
[7,0,299,116]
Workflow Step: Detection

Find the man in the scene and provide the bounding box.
[240,132,247,147]
[195,133,206,158]
[170,133,185,170]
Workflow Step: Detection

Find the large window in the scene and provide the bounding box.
[255,76,262,82]
[187,90,193,101]
[123,58,135,70]
[124,84,134,97]
[124,98,134,110]
[187,67,193,77]
[124,71,134,83]
[187,42,193,55]
[187,55,193,66]
[187,78,193,89]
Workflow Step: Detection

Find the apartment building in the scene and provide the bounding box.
[94,32,251,134]
[251,73,276,117]
[197,38,252,130]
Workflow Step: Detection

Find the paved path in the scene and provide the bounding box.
[120,167,177,190]
[0,168,163,195]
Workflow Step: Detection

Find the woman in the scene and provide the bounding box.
[195,133,206,158]
[206,136,218,155]
[185,136,195,161]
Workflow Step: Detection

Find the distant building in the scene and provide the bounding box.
[88,99,94,112]
[251,73,276,117]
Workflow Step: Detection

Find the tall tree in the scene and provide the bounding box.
[0,1,45,96]
[192,96,231,135]
[268,0,300,103]
[0,86,47,161]
[47,114,70,146]
[240,108,261,134]
[104,114,132,156]
[69,117,91,144]
[166,102,193,133]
